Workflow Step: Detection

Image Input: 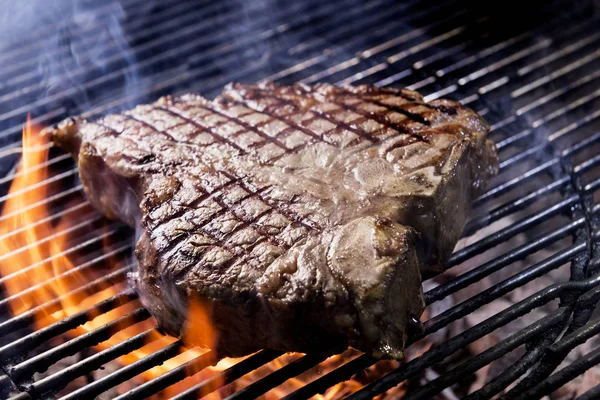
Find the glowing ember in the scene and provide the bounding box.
[0,116,410,399]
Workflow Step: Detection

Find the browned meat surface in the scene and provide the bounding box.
[46,82,498,359]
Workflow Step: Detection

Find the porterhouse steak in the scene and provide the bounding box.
[47,82,498,359]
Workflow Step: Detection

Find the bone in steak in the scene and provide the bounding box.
[46,82,498,359]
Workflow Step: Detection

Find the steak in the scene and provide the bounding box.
[46,82,498,359]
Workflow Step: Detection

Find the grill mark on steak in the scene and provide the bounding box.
[146,176,237,228]
[157,106,247,154]
[198,103,292,153]
[46,82,498,360]
[332,87,433,126]
[362,100,432,126]
[229,86,381,144]
[123,113,223,152]
[122,113,230,160]
[92,120,164,168]
[154,164,318,267]
[215,100,352,158]
[222,98,335,146]
[124,114,179,143]
[428,104,459,115]
[298,86,430,143]
[387,100,457,118]
[221,170,321,232]
[355,86,459,116]
[303,105,380,143]
[203,193,285,249]
[92,121,122,137]
[159,182,317,280]
[385,89,416,102]
[126,107,251,152]
[380,135,423,156]
[158,185,289,265]
[348,86,459,116]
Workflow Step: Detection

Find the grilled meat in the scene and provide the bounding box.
[47,82,498,359]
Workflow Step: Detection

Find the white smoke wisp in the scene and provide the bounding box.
[0,0,142,113]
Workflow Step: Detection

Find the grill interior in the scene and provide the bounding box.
[1,0,600,399]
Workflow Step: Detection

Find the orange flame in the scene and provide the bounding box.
[0,116,411,399]
[0,116,209,385]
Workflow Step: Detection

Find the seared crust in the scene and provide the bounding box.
[44,82,497,359]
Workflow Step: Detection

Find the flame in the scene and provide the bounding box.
[0,116,207,385]
[0,116,412,399]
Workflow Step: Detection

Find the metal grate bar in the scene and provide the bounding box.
[498,87,600,150]
[225,0,467,84]
[60,341,183,400]
[0,153,70,186]
[496,128,535,151]
[550,317,600,355]
[434,14,600,96]
[402,309,571,400]
[0,200,92,244]
[0,0,221,85]
[518,32,600,77]
[512,48,600,100]
[549,109,600,144]
[0,264,130,338]
[474,159,560,206]
[583,176,600,194]
[0,289,136,363]
[0,1,127,67]
[0,0,236,98]
[0,373,19,400]
[447,196,578,269]
[284,0,420,57]
[0,0,233,80]
[485,67,600,144]
[464,344,551,400]
[427,216,585,303]
[425,242,586,334]
[0,167,77,205]
[0,184,83,224]
[0,0,352,124]
[499,143,546,171]
[347,274,600,399]
[533,89,600,132]
[10,307,150,382]
[225,355,328,400]
[281,356,375,400]
[0,223,122,286]
[170,350,283,400]
[287,0,577,87]
[464,176,570,235]
[516,343,600,400]
[577,384,600,400]
[574,153,600,176]
[26,328,158,398]
[299,8,473,84]
[0,240,131,322]
[112,350,216,400]
[515,69,600,117]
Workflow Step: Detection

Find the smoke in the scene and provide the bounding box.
[0,0,142,115]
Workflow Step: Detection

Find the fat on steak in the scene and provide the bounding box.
[46,82,498,359]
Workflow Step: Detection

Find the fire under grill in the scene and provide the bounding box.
[0,0,599,398]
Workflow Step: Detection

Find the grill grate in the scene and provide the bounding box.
[0,0,599,399]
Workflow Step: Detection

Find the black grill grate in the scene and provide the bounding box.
[0,0,599,399]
